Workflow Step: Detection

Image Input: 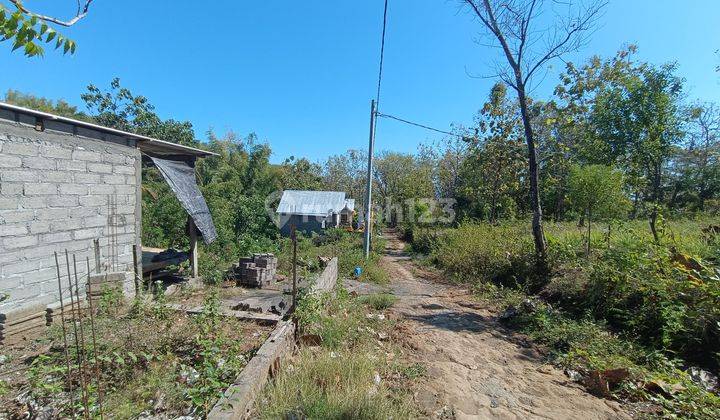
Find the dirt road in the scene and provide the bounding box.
[381,232,629,420]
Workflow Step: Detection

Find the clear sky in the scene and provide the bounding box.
[1,1,718,164]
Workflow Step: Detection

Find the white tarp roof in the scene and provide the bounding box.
[276,190,347,216]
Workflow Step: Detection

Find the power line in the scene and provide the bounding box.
[376,112,465,139]
[375,0,389,109]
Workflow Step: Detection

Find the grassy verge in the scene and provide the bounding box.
[408,217,720,418]
[257,287,418,419]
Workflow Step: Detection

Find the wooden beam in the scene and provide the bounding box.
[188,217,199,279]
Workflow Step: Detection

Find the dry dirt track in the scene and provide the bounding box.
[381,232,630,420]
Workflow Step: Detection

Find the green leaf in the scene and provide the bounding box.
[55,35,63,49]
[63,39,70,54]
[69,40,76,54]
[46,30,55,42]
[40,23,48,34]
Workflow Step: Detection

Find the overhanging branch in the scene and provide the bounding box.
[8,0,94,27]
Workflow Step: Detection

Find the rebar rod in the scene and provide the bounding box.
[54,252,76,419]
[72,254,91,419]
[85,257,105,419]
[65,250,85,417]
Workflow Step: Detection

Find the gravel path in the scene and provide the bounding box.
[381,232,630,420]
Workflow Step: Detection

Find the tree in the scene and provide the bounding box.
[591,61,684,242]
[461,0,606,269]
[459,82,526,222]
[0,1,92,57]
[3,89,90,120]
[567,165,628,256]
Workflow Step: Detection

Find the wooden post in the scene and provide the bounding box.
[132,244,140,294]
[93,239,101,273]
[188,217,199,279]
[291,224,297,311]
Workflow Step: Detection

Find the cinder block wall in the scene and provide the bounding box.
[0,118,142,314]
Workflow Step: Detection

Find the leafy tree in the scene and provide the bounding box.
[461,0,606,269]
[568,164,628,256]
[3,89,90,120]
[276,156,324,191]
[459,82,526,222]
[0,1,92,57]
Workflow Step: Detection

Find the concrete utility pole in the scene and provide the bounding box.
[363,99,376,259]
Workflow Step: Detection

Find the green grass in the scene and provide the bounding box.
[358,293,398,310]
[259,287,416,419]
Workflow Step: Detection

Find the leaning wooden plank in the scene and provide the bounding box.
[164,304,281,325]
[207,320,296,420]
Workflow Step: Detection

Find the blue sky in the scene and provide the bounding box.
[1,0,718,164]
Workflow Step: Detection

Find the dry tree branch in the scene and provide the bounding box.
[8,0,94,27]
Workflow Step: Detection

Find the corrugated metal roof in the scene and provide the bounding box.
[276,190,347,216]
[0,102,217,157]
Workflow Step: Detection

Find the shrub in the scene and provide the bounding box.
[358,294,397,310]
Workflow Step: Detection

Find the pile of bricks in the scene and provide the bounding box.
[229,253,278,288]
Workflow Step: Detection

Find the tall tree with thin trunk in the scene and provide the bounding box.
[460,0,606,270]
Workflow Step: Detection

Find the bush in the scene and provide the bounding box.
[430,222,535,288]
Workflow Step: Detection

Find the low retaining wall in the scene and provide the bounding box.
[207,257,338,419]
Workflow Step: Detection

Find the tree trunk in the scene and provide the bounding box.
[649,160,663,243]
[586,207,592,258]
[515,83,548,270]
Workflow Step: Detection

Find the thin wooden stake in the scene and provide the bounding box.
[291,224,298,312]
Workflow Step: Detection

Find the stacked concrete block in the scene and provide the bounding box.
[229,253,278,288]
[0,118,141,319]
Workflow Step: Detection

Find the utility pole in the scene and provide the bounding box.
[363,99,376,259]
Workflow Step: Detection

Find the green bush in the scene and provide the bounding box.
[358,293,397,310]
[430,222,535,288]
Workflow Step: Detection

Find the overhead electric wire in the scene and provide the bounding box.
[376,112,465,139]
[375,0,389,108]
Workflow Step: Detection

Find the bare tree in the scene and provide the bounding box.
[7,0,94,27]
[461,0,606,269]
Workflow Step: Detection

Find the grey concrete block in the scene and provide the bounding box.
[27,221,51,234]
[83,215,106,228]
[50,218,82,231]
[2,259,41,276]
[79,195,107,206]
[3,236,38,250]
[41,231,73,244]
[40,145,72,159]
[0,210,35,223]
[88,184,114,195]
[1,182,24,195]
[22,156,56,170]
[19,196,46,209]
[102,174,125,184]
[44,171,71,183]
[0,198,17,210]
[4,142,38,156]
[35,207,69,221]
[73,228,101,240]
[47,195,78,207]
[0,155,21,168]
[74,173,102,184]
[113,165,135,175]
[72,150,102,162]
[1,170,37,182]
[24,183,57,195]
[0,224,27,236]
[57,160,86,172]
[58,184,88,195]
[87,163,113,174]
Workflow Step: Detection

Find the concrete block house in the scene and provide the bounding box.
[0,102,216,345]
